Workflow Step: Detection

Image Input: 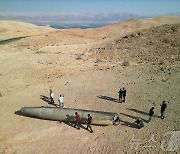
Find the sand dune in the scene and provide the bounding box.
[0,16,180,154]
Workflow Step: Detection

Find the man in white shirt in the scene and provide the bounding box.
[58,95,64,108]
[50,89,54,104]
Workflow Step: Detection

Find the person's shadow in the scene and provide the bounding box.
[63,121,87,130]
[62,115,88,131]
[40,95,57,107]
[126,108,159,118]
[121,120,139,129]
[97,95,119,103]
[121,120,143,129]
[119,112,147,123]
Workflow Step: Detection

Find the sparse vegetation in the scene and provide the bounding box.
[76,54,82,60]
[122,60,130,67]
[89,23,180,65]
[158,59,164,65]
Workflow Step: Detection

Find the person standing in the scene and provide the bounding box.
[122,87,126,102]
[74,112,81,130]
[118,88,123,103]
[161,101,167,119]
[148,107,154,123]
[58,94,64,108]
[49,89,54,104]
[87,114,93,133]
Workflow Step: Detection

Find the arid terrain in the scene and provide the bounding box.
[0,16,180,154]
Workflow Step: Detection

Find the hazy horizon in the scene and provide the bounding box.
[1,0,180,16]
[0,0,180,26]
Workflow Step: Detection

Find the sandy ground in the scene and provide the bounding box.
[0,16,180,154]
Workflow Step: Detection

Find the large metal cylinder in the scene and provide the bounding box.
[21,107,120,125]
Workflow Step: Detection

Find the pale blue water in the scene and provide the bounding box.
[38,23,108,29]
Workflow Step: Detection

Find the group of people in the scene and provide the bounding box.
[117,87,168,128]
[49,89,64,108]
[49,89,93,133]
[73,112,93,133]
[118,87,126,103]
[134,101,168,129]
[49,87,168,131]
[148,100,168,123]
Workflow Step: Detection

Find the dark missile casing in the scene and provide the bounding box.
[21,107,120,125]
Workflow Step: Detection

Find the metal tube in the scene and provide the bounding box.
[21,107,120,125]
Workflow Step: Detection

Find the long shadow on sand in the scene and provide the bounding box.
[121,120,140,129]
[97,95,119,103]
[126,108,159,118]
[0,36,29,45]
[62,121,88,131]
[119,112,147,123]
[40,95,57,107]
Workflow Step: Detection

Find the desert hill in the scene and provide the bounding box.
[0,21,54,40]
[88,23,180,65]
[1,16,180,42]
[0,16,180,154]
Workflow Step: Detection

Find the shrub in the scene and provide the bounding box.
[122,60,130,67]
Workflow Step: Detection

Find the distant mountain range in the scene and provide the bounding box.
[1,12,179,28]
[0,12,145,25]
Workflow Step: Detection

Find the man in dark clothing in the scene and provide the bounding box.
[118,88,123,103]
[74,112,81,130]
[87,114,93,133]
[135,117,144,129]
[161,101,167,119]
[122,87,126,102]
[148,107,154,123]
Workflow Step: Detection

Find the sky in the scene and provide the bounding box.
[0,0,180,16]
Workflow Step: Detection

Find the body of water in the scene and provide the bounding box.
[38,23,108,29]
